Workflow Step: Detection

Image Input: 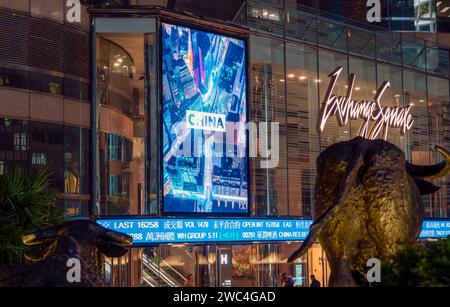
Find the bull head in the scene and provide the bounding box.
[22,220,132,261]
[288,137,450,286]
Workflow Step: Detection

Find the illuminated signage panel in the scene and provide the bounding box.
[96,218,450,245]
[97,218,313,244]
[317,67,414,140]
[161,23,248,214]
[419,220,450,239]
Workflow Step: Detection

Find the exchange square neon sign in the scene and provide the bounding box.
[317,67,414,140]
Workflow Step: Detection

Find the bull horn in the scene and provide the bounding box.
[406,145,450,180]
[98,227,133,246]
[22,223,64,245]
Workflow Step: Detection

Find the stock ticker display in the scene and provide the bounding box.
[96,218,314,244]
[95,218,450,245]
[419,220,450,239]
[161,23,248,214]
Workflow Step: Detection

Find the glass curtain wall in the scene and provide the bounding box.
[250,35,287,216]
[0,119,90,216]
[63,126,90,216]
[285,43,318,217]
[404,70,432,212]
[89,0,450,222]
[248,33,449,219]
[94,17,158,288]
[376,64,405,150]
[348,58,377,138]
[94,19,157,216]
[404,71,429,164]
[318,50,349,149]
[90,12,450,287]
[428,76,450,217]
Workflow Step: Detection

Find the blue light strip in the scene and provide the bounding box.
[96,218,450,245]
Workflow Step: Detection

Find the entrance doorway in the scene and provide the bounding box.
[115,242,330,287]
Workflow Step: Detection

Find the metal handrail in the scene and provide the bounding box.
[160,259,187,283]
[142,255,179,287]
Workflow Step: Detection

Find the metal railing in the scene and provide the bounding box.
[141,254,185,287]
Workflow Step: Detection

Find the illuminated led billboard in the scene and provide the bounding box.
[97,218,313,244]
[161,23,248,214]
[96,218,450,245]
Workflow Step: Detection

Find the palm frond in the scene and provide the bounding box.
[0,166,65,264]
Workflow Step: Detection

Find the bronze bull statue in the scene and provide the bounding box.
[0,220,132,287]
[288,136,450,286]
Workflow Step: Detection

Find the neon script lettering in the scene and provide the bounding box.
[317,67,414,140]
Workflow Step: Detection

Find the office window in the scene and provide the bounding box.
[250,35,287,216]
[29,72,62,95]
[426,43,449,77]
[377,64,405,150]
[285,43,318,217]
[95,18,156,215]
[0,68,29,90]
[285,0,318,45]
[317,19,347,53]
[348,57,377,139]
[404,71,429,159]
[64,126,90,195]
[247,0,285,36]
[318,50,349,149]
[404,70,432,214]
[30,0,64,23]
[376,32,402,65]
[427,76,450,217]
[32,153,46,165]
[14,132,27,151]
[347,25,376,59]
[402,35,426,70]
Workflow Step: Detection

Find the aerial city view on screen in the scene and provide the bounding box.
[162,23,248,214]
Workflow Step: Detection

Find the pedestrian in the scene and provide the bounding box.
[184,273,194,287]
[285,275,295,287]
[280,272,287,287]
[310,274,321,287]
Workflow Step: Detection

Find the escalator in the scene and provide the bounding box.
[141,254,186,287]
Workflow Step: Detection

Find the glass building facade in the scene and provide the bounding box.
[1,0,450,287]
[0,0,91,215]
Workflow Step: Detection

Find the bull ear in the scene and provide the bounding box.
[97,240,129,258]
[412,176,440,195]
